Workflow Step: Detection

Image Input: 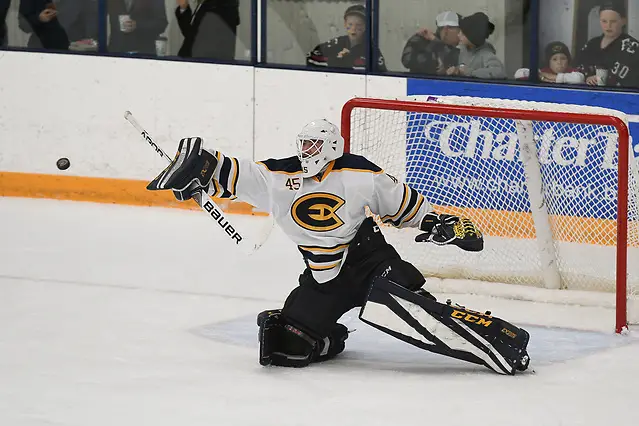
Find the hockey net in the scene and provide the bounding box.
[342,96,639,333]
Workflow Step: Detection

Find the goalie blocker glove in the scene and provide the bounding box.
[416,212,484,252]
[147,137,217,201]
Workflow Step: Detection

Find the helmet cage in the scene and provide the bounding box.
[296,120,345,178]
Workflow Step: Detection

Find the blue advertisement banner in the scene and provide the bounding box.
[407,79,639,157]
[404,80,637,220]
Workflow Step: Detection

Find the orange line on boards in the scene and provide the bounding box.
[2,171,635,247]
[0,171,267,216]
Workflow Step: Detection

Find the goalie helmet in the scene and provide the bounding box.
[296,119,345,178]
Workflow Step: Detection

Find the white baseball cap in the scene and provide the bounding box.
[436,11,459,27]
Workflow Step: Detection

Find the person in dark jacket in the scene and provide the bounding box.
[20,1,97,48]
[306,5,386,72]
[1,0,10,47]
[61,0,98,44]
[19,0,69,50]
[401,11,461,75]
[176,0,240,60]
[108,0,167,55]
[20,1,97,49]
[574,0,639,87]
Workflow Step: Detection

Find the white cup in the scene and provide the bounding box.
[596,68,608,86]
[119,15,131,32]
[155,38,167,56]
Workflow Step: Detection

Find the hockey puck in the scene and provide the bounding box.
[56,158,70,170]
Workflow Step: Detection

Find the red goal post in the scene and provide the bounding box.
[341,96,635,333]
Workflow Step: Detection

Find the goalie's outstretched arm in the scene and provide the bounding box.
[370,171,483,252]
[147,137,274,213]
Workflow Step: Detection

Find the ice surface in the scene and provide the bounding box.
[2,197,639,426]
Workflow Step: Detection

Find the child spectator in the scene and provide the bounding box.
[515,41,585,83]
[108,0,167,55]
[19,0,69,50]
[306,5,386,72]
[574,0,639,87]
[176,0,240,60]
[401,11,461,75]
[446,12,505,79]
[1,0,9,47]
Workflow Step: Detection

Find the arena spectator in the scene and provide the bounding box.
[401,11,461,75]
[515,41,585,83]
[1,0,9,47]
[306,5,386,72]
[446,12,505,79]
[19,0,69,50]
[176,0,240,60]
[19,0,98,49]
[60,0,98,45]
[108,0,167,55]
[574,0,639,87]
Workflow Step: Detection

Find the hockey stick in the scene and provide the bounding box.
[124,111,273,255]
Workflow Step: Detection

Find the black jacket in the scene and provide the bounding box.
[176,0,239,60]
[306,35,387,72]
[19,0,98,46]
[575,34,639,87]
[58,0,98,43]
[18,0,98,49]
[19,0,70,50]
[401,34,459,75]
[0,0,10,46]
[0,0,9,47]
[108,0,167,55]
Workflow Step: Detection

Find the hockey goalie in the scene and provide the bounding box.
[146,119,531,375]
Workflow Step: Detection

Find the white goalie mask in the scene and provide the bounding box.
[296,119,345,178]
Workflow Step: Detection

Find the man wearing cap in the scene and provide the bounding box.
[306,4,386,72]
[401,11,461,75]
[575,0,639,87]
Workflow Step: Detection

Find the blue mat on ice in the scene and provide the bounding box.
[192,310,638,373]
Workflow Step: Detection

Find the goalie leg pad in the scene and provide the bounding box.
[257,310,348,367]
[359,277,530,375]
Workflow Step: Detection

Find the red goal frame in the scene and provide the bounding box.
[341,97,631,333]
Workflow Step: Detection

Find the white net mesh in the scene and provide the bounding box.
[346,96,639,328]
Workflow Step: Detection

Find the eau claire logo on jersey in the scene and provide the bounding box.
[291,192,345,232]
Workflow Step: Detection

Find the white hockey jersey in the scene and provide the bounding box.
[207,151,433,283]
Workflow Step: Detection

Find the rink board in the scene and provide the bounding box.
[0,171,265,216]
[1,171,633,246]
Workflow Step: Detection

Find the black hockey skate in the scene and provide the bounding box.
[518,350,531,372]
[256,309,348,367]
